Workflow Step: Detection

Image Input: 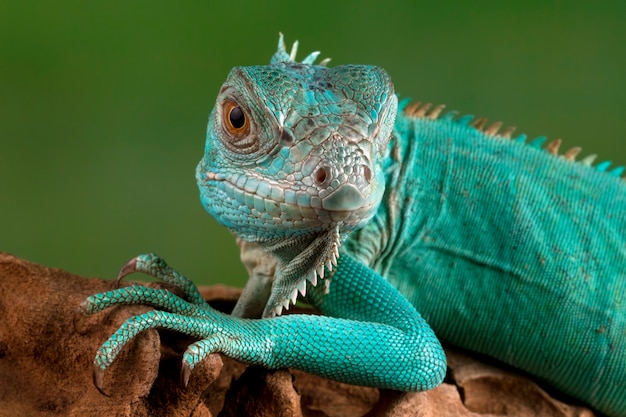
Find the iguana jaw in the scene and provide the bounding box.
[197,162,378,317]
[199,165,382,236]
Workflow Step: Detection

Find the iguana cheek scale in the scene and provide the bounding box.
[80,35,626,416]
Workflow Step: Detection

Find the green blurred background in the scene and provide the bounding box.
[1,1,624,287]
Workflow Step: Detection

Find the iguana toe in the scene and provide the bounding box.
[115,257,138,287]
[92,363,109,396]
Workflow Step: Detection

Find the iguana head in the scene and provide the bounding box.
[196,35,397,316]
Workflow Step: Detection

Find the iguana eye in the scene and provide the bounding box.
[222,101,250,137]
[221,100,257,153]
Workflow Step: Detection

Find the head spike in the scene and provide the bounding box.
[514,134,528,144]
[610,166,625,177]
[472,117,488,130]
[581,154,597,166]
[289,40,299,61]
[302,51,321,65]
[499,125,517,138]
[427,104,446,119]
[414,103,432,117]
[484,121,503,136]
[404,101,422,117]
[595,161,612,172]
[456,114,474,126]
[442,110,458,121]
[278,33,286,52]
[562,147,582,161]
[319,57,332,66]
[272,33,291,64]
[545,139,562,155]
[528,136,547,149]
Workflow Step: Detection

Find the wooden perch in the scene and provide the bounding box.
[0,252,595,416]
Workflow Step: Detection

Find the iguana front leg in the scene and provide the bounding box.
[230,239,275,318]
[81,36,446,395]
[81,253,446,392]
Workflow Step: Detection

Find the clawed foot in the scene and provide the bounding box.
[79,254,235,394]
[115,253,206,306]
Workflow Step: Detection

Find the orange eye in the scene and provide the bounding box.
[223,101,249,136]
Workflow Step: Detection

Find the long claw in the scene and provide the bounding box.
[115,258,139,287]
[73,303,89,334]
[92,364,109,396]
[180,361,192,387]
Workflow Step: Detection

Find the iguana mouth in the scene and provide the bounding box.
[203,169,378,230]
[203,168,350,317]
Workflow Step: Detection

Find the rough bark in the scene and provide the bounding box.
[0,252,595,417]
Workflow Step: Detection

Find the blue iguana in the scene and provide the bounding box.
[80,35,626,416]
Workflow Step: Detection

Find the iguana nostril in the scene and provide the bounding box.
[363,166,372,183]
[314,167,328,185]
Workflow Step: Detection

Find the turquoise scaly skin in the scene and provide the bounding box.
[80,36,625,416]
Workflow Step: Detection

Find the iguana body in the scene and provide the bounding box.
[81,36,626,416]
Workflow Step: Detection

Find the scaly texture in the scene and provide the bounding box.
[81,35,625,416]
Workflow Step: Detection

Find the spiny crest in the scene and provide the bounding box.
[272,226,341,317]
[402,99,625,182]
[271,33,331,66]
